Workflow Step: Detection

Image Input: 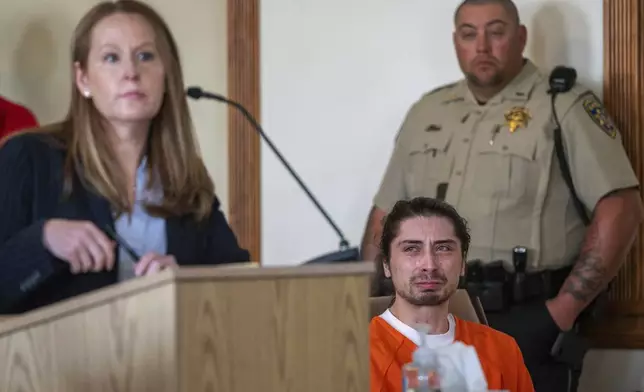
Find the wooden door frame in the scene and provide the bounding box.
[227,0,261,263]
[584,0,644,349]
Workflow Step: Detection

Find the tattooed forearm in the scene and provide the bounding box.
[559,190,643,308]
[561,222,610,303]
[561,252,608,302]
[549,191,642,328]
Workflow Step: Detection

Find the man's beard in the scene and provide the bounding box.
[465,70,504,88]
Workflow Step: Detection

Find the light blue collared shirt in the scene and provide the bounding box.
[114,157,166,281]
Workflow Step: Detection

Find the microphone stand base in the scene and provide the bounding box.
[303,247,360,264]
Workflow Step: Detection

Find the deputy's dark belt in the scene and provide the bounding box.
[522,266,571,301]
[466,264,572,313]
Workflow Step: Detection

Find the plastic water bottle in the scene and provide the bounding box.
[402,324,442,392]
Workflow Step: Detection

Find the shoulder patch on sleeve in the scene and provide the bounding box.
[581,94,618,139]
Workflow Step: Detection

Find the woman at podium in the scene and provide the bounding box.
[0,0,250,314]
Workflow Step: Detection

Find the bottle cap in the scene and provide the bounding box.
[412,323,439,366]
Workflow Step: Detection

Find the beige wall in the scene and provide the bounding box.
[0,0,230,212]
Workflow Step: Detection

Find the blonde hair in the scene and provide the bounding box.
[46,0,214,221]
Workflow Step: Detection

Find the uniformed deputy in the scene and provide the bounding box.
[361,1,644,391]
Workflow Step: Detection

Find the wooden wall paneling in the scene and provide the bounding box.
[227,0,261,263]
[586,0,644,349]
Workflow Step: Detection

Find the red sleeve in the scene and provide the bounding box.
[0,105,39,141]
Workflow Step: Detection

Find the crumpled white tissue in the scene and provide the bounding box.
[432,341,489,392]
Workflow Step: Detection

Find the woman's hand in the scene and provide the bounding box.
[43,219,116,274]
[134,252,178,277]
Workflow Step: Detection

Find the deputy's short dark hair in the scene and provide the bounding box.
[454,0,520,25]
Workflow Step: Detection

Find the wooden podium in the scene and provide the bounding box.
[0,262,373,392]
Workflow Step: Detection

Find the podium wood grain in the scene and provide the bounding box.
[0,263,373,392]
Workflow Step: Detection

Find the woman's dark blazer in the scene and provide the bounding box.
[0,133,250,314]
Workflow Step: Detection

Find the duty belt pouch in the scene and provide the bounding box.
[466,260,511,312]
[478,282,507,312]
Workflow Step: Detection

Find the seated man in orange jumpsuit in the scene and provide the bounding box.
[0,96,38,141]
[370,197,534,392]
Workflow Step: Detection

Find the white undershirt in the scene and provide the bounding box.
[380,309,456,348]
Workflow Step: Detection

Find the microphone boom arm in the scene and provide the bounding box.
[221,97,351,250]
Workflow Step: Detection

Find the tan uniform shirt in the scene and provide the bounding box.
[374,60,639,271]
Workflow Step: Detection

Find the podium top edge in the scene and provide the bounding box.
[0,262,374,336]
[173,261,375,281]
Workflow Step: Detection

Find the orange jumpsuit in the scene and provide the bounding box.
[370,316,535,392]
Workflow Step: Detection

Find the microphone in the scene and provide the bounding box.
[186,87,227,102]
[186,86,359,264]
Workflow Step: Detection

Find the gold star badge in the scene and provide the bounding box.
[504,107,531,133]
